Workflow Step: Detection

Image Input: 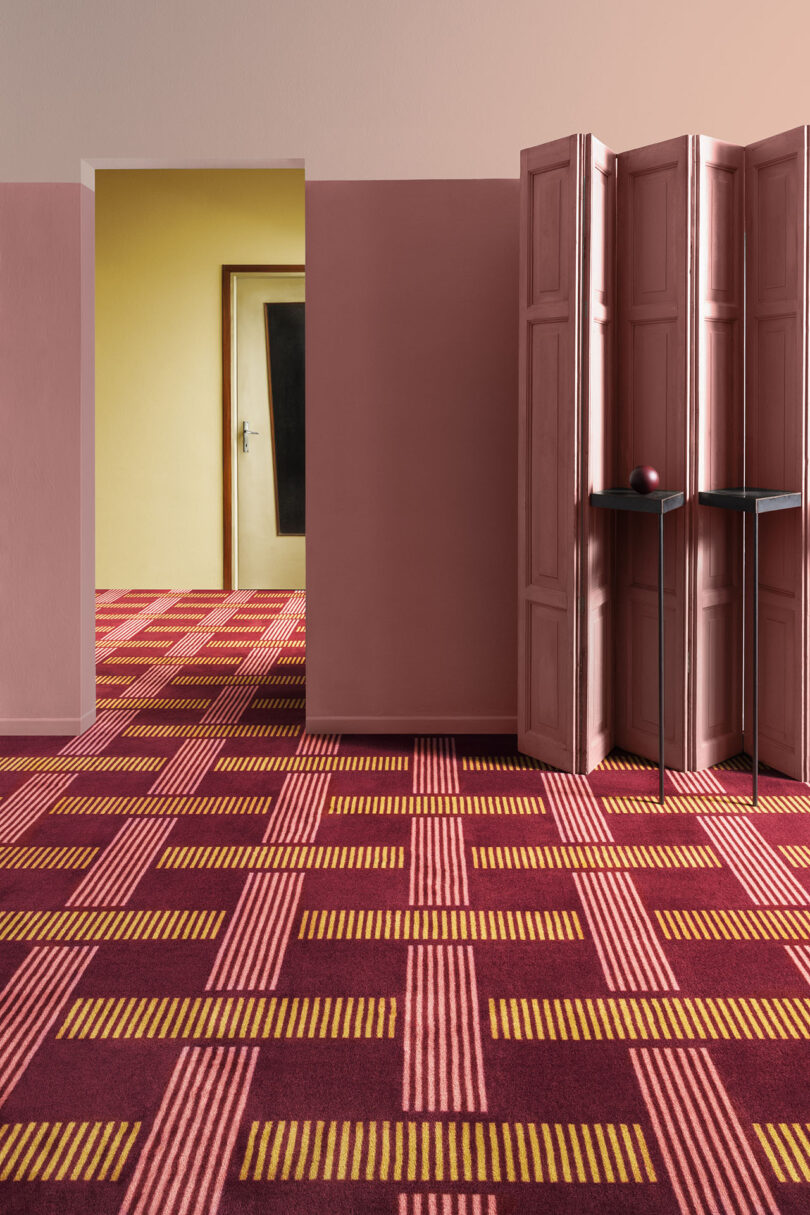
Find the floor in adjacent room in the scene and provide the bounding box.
[0,588,808,1214]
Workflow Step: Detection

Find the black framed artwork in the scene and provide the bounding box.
[264,301,305,536]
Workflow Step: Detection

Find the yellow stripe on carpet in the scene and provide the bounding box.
[239,1119,656,1183]
[57,995,397,1041]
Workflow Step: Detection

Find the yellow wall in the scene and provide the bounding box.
[95,168,305,588]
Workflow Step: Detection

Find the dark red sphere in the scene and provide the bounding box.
[629,464,660,495]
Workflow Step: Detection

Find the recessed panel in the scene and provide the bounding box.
[628,597,678,745]
[530,168,565,303]
[755,320,788,475]
[708,168,736,298]
[631,322,671,476]
[703,603,736,734]
[706,321,736,490]
[588,599,610,737]
[757,159,795,297]
[760,609,793,745]
[626,512,659,595]
[707,508,735,586]
[588,321,610,486]
[529,323,561,585]
[592,166,610,303]
[629,321,671,593]
[760,509,801,599]
[632,167,674,301]
[630,600,658,735]
[528,602,562,733]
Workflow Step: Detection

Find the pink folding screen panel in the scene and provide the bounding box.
[517,135,583,773]
[692,138,745,770]
[517,135,616,773]
[581,138,617,772]
[745,128,809,780]
[614,136,692,770]
[518,129,804,777]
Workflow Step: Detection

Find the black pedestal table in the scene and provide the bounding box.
[698,487,802,806]
[590,489,685,804]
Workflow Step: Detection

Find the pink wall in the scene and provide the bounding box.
[0,184,95,734]
[305,180,520,733]
[3,2,810,182]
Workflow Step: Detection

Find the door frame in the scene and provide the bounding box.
[221,263,305,589]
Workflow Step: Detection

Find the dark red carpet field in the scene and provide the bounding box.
[0,589,809,1214]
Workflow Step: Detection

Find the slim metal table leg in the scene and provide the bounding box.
[658,513,665,805]
[752,513,759,807]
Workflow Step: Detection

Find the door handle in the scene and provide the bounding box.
[242,420,259,453]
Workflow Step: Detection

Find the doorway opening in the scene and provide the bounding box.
[91,163,305,595]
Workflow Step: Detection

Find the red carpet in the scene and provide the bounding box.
[0,589,808,1213]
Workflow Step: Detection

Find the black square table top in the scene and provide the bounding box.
[590,489,685,515]
[698,487,802,514]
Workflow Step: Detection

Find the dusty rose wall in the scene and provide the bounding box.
[2,0,809,182]
[0,184,95,733]
[305,181,519,732]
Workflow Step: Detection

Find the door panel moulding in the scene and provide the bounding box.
[519,127,806,778]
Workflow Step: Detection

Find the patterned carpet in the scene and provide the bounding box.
[0,589,809,1214]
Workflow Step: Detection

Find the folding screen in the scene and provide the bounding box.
[517,135,616,772]
[519,132,744,774]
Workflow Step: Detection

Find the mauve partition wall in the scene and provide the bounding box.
[306,180,520,735]
[745,126,809,780]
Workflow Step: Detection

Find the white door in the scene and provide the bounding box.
[233,272,306,588]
